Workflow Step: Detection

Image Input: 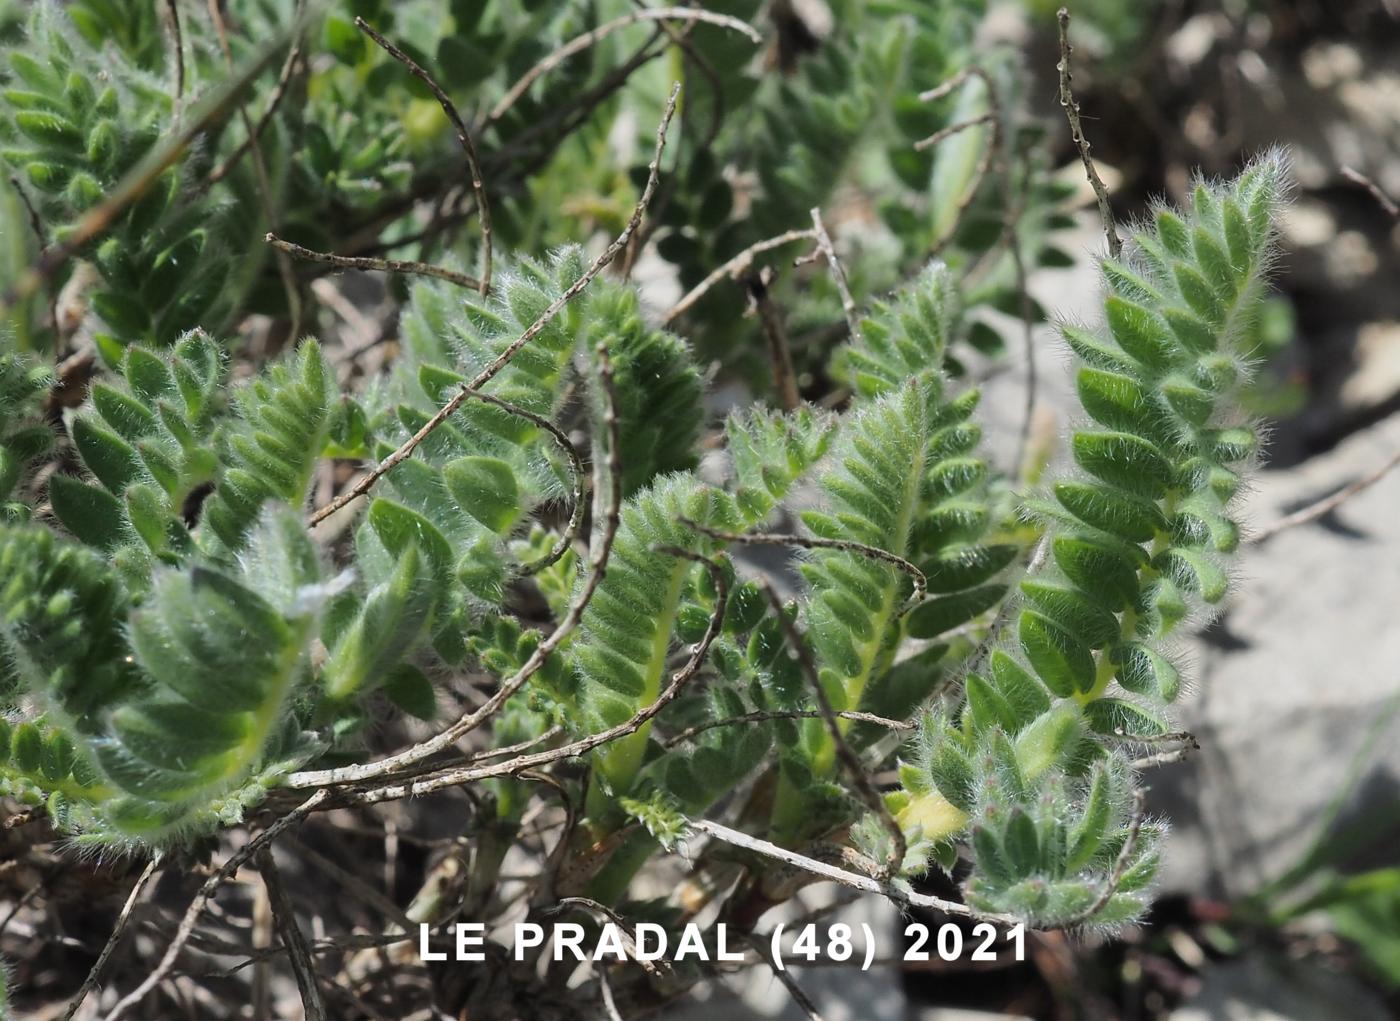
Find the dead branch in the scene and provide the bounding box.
[1057,7,1122,258]
[102,789,329,1021]
[59,856,161,1021]
[680,519,927,611]
[356,16,493,295]
[257,849,328,1021]
[488,8,760,125]
[687,818,1019,925]
[265,234,483,291]
[663,227,817,324]
[306,82,682,529]
[1252,446,1400,543]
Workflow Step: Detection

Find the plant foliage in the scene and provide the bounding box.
[0,0,1293,1013]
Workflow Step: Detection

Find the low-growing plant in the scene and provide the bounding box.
[0,1,1288,1017]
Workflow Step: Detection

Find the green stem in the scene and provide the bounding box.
[1080,490,1177,705]
[587,561,690,823]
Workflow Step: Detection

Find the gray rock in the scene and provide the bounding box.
[1152,409,1400,897]
[1170,953,1392,1021]
[668,894,906,1021]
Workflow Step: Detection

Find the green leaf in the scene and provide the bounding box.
[906,583,1003,639]
[1018,580,1119,648]
[49,475,123,550]
[1018,610,1093,697]
[382,663,438,720]
[1054,481,1166,543]
[443,456,522,535]
[1071,431,1173,499]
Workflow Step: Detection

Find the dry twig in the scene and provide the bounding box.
[488,7,760,124]
[1252,447,1400,544]
[688,818,1019,924]
[59,857,162,1021]
[808,208,860,340]
[681,519,927,611]
[289,342,628,789]
[454,389,584,577]
[162,0,185,105]
[356,17,493,295]
[664,228,817,324]
[913,113,996,152]
[919,67,1002,256]
[345,545,729,804]
[745,933,825,1020]
[664,708,911,749]
[102,789,329,1021]
[257,849,328,1021]
[1340,165,1400,219]
[0,13,306,320]
[208,2,303,338]
[207,3,305,186]
[745,266,801,411]
[1056,8,1122,258]
[265,234,483,291]
[1068,788,1147,926]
